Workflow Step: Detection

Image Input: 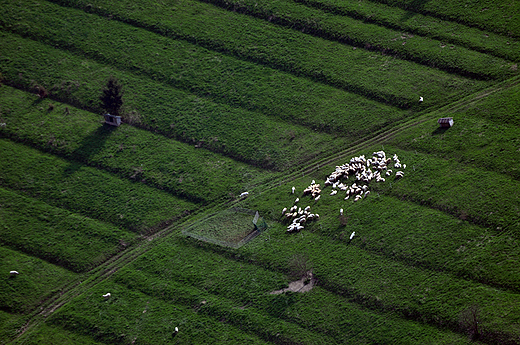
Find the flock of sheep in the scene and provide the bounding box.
[282,150,406,233]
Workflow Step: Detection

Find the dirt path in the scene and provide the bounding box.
[10,75,520,343]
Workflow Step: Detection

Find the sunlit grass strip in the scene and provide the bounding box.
[200,0,517,80]
[0,85,273,201]
[385,79,520,180]
[0,186,137,272]
[113,240,475,343]
[291,0,520,62]
[367,0,520,39]
[229,226,520,341]
[0,0,407,136]
[0,247,77,314]
[246,164,520,292]
[0,139,198,233]
[367,146,520,233]
[32,0,490,109]
[0,33,382,173]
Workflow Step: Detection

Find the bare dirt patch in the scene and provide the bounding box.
[270,271,316,294]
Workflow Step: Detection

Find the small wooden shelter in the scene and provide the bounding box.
[437,117,454,128]
[104,113,122,126]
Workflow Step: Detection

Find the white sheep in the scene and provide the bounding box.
[281,207,287,215]
[419,96,424,102]
[292,186,295,194]
[103,293,111,298]
[340,208,343,216]
[330,190,338,196]
[350,231,356,240]
[314,195,320,201]
[10,271,19,276]
[295,197,300,203]
[239,192,249,198]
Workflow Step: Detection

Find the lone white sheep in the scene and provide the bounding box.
[350,231,356,240]
[419,96,423,102]
[292,186,295,194]
[340,208,343,216]
[239,192,249,198]
[103,293,111,298]
[10,271,19,276]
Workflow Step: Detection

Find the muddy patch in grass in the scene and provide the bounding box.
[270,271,316,294]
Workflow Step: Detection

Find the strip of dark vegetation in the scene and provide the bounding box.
[198,0,509,81]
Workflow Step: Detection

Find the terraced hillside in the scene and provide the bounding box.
[1,0,519,343]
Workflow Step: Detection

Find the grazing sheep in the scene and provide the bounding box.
[314,195,321,201]
[295,197,300,203]
[281,207,287,215]
[330,190,338,196]
[239,192,249,198]
[292,186,295,194]
[395,171,404,178]
[10,271,19,276]
[350,231,356,240]
[419,96,423,102]
[103,293,111,298]
[340,208,343,216]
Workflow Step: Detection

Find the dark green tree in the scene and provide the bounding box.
[100,76,123,115]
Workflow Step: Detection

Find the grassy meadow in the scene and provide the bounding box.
[1,0,520,344]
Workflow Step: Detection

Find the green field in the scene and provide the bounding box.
[1,0,520,343]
